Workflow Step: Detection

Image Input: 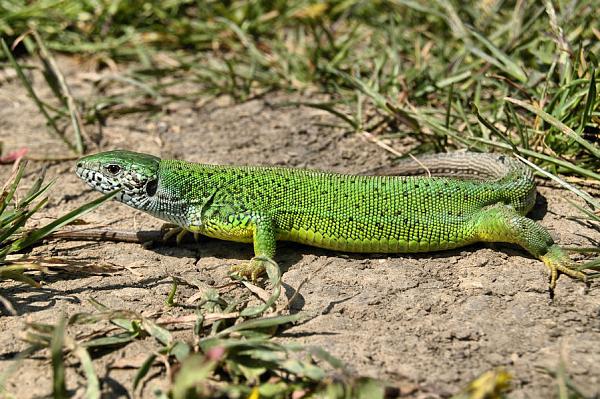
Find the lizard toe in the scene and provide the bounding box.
[230,258,267,281]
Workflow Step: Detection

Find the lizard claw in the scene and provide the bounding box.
[540,245,587,291]
[161,224,198,245]
[230,257,268,282]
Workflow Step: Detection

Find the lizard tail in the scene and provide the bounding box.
[364,151,537,215]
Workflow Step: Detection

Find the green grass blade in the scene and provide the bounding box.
[0,162,26,217]
[469,28,527,82]
[10,190,120,252]
[133,354,157,391]
[505,97,600,158]
[578,67,596,134]
[565,199,600,223]
[214,313,305,339]
[239,257,281,317]
[0,38,77,153]
[73,346,100,399]
[465,137,600,181]
[515,155,599,209]
[50,316,67,399]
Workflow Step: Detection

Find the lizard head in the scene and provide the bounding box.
[76,150,161,208]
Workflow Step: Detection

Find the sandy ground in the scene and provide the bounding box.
[0,58,599,398]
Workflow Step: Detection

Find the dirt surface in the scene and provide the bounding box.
[1,58,599,398]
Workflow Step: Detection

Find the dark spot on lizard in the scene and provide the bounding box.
[145,179,158,196]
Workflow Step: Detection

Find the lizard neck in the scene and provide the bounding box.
[142,160,221,227]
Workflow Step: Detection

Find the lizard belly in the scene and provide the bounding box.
[276,213,478,254]
[188,221,254,244]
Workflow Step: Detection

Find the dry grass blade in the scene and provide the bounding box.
[0,38,77,153]
[31,30,87,154]
[0,293,17,315]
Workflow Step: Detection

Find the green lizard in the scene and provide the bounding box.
[75,150,586,290]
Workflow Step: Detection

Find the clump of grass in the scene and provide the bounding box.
[4,259,527,399]
[5,260,387,399]
[0,159,117,314]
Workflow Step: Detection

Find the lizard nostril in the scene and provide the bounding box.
[77,162,83,168]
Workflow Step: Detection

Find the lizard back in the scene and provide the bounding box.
[148,153,536,253]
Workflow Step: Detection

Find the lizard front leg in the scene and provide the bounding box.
[161,223,199,244]
[230,216,277,281]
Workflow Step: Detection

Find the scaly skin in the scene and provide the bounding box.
[75,150,587,290]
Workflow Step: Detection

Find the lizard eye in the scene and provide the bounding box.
[105,164,121,175]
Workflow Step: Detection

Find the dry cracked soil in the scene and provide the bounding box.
[0,58,599,398]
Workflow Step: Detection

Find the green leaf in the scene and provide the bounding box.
[170,341,191,362]
[82,332,139,348]
[171,354,217,399]
[281,359,325,380]
[0,199,48,257]
[87,299,139,331]
[309,346,345,370]
[141,319,171,346]
[232,361,267,382]
[0,162,26,217]
[258,382,289,397]
[239,257,282,318]
[237,348,283,363]
[165,279,177,306]
[578,68,597,134]
[215,313,304,339]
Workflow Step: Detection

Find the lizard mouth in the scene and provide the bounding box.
[76,165,119,194]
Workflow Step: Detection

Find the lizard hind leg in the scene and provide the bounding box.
[472,204,586,289]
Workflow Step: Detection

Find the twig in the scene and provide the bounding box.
[47,228,163,243]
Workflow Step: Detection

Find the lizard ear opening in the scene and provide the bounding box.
[145,179,158,196]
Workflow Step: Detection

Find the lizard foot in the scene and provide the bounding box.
[540,245,587,290]
[160,224,198,245]
[230,257,269,282]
